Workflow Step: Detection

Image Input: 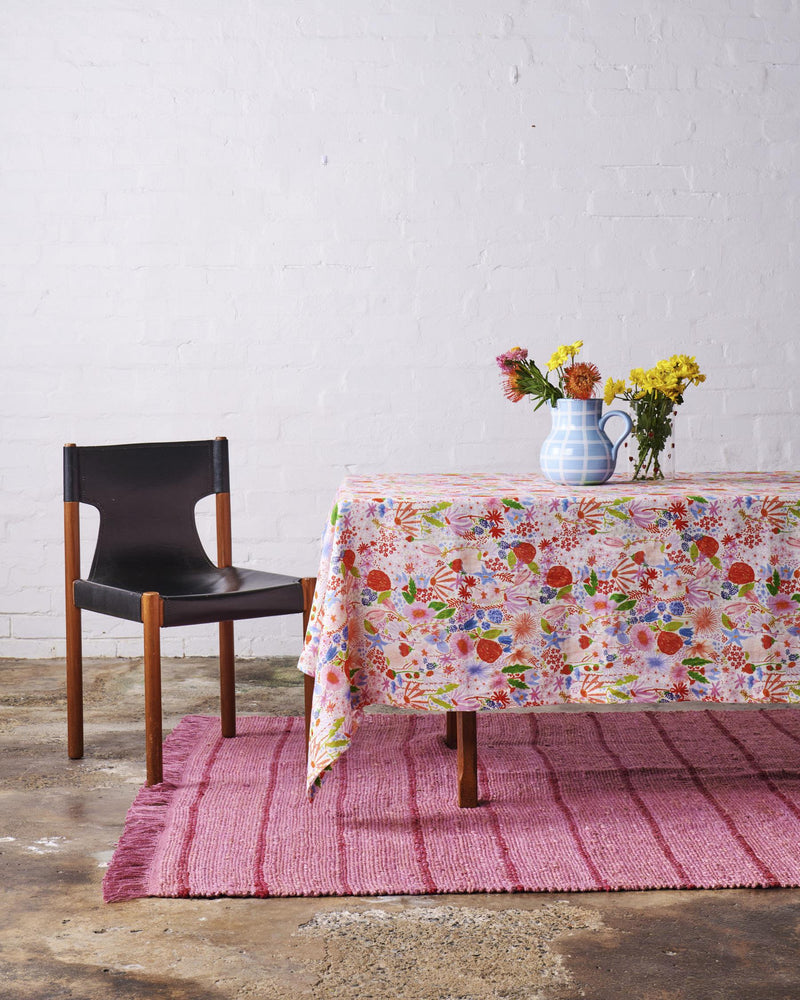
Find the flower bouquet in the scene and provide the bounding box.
[496,343,632,486]
[496,341,601,407]
[603,355,706,480]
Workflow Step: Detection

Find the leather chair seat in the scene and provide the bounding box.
[74,568,305,627]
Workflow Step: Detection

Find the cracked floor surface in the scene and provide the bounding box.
[2,655,800,999]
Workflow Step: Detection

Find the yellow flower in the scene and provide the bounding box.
[547,340,583,371]
[603,377,626,406]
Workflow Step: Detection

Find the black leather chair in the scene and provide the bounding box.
[63,437,315,784]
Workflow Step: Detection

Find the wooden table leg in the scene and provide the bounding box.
[456,710,478,808]
[444,710,457,749]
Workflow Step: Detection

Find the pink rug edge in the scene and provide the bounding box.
[102,715,214,903]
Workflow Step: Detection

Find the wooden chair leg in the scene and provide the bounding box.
[444,711,457,749]
[142,592,163,786]
[457,711,478,808]
[64,498,84,759]
[65,606,83,759]
[219,620,236,738]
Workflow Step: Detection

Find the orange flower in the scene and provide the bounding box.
[501,368,526,402]
[563,361,601,400]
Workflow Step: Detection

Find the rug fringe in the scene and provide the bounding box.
[102,716,214,903]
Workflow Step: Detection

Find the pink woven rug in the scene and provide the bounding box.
[104,709,800,901]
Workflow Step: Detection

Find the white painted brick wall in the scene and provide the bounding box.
[1,0,798,658]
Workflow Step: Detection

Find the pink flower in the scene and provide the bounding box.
[671,662,690,684]
[630,623,654,651]
[767,593,795,616]
[586,594,614,615]
[495,346,529,371]
[496,347,530,402]
[407,604,436,626]
[626,500,659,528]
[445,509,474,537]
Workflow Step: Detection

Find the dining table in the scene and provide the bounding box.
[298,472,800,807]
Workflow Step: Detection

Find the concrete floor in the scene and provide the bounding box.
[2,655,800,1000]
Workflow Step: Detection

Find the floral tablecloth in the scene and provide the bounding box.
[299,473,800,796]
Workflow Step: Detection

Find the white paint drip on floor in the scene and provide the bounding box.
[25,837,67,853]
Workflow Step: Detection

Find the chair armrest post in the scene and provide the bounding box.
[216,492,232,568]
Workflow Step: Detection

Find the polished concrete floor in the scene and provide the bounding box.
[2,654,800,999]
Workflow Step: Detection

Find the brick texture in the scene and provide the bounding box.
[1,0,798,656]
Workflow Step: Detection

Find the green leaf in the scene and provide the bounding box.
[584,582,597,596]
[609,689,631,701]
[401,590,414,604]
[556,585,573,599]
[434,607,456,619]
[502,498,524,510]
[605,507,628,520]
[363,620,376,635]
[590,570,599,589]
[435,683,459,695]
[616,599,637,611]
[610,593,628,603]
[688,670,709,684]
[429,696,455,710]
[682,656,713,667]
[481,627,503,639]
[423,515,445,527]
[540,617,553,634]
[710,556,722,570]
[428,600,446,611]
[506,677,529,690]
[408,577,417,599]
[739,583,754,595]
[721,613,734,628]
[377,590,391,603]
[507,551,517,568]
[662,621,683,631]
[502,663,531,673]
[687,495,709,503]
[330,503,339,525]
[690,542,699,561]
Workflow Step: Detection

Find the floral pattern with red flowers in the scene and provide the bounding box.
[299,473,800,796]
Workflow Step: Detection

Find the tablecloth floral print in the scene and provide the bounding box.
[299,473,800,795]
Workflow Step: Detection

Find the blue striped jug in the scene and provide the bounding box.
[540,398,632,486]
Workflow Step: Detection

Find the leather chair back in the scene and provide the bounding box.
[63,439,229,590]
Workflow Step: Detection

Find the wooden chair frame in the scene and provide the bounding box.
[64,441,316,786]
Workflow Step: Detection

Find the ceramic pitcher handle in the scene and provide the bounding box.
[599,409,633,462]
